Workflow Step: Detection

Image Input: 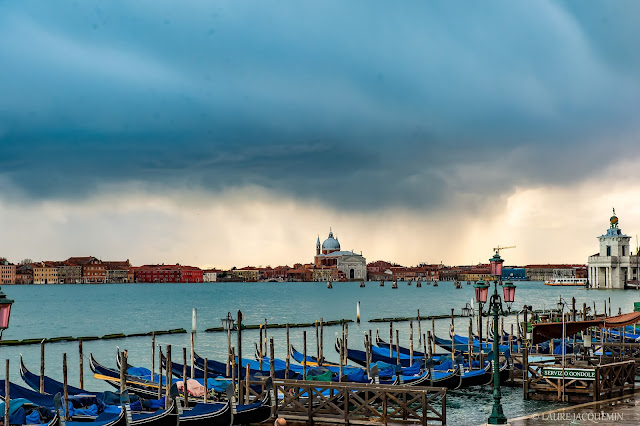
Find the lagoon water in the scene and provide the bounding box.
[2,281,636,424]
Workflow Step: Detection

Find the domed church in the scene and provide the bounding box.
[314,228,367,280]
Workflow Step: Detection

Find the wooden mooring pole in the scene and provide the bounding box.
[244,364,250,404]
[319,317,324,365]
[157,347,163,400]
[389,322,393,358]
[203,357,208,403]
[395,329,400,365]
[269,337,275,380]
[40,339,45,394]
[417,309,422,345]
[165,345,171,409]
[151,332,155,391]
[264,318,268,360]
[64,353,70,421]
[236,309,243,402]
[4,360,9,426]
[339,337,344,382]
[183,347,189,408]
[285,323,290,379]
[119,350,126,394]
[78,340,84,389]
[230,347,236,402]
[450,309,455,368]
[226,321,231,377]
[190,332,195,379]
[409,320,414,362]
[259,324,263,370]
[364,333,371,378]
[315,321,320,363]
[303,330,307,380]
[344,322,349,364]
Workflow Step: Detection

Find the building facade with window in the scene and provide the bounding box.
[588,210,638,289]
[0,259,16,284]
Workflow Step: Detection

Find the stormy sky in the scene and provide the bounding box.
[1,1,639,268]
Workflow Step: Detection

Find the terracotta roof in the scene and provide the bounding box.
[103,261,131,270]
[66,256,98,265]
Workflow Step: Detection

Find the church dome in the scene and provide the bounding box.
[322,229,341,251]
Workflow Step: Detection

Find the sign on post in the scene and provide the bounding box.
[541,367,596,380]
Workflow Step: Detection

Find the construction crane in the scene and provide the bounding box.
[493,245,515,255]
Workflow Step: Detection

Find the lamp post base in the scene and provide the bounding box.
[488,403,508,424]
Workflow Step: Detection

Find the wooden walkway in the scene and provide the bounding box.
[510,391,640,425]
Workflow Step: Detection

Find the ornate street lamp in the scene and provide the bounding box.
[474,252,516,425]
[474,280,490,360]
[489,252,504,276]
[461,303,472,317]
[221,312,236,332]
[221,312,236,376]
[0,287,15,339]
[557,297,568,402]
[502,281,516,311]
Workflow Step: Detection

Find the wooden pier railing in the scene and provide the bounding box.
[524,360,635,403]
[249,379,446,425]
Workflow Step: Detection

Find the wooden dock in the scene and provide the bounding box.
[245,377,447,425]
[524,359,635,403]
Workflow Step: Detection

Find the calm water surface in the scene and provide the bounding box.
[2,281,636,425]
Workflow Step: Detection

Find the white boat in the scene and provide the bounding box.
[544,277,587,286]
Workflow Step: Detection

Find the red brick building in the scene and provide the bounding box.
[135,264,203,283]
[67,256,106,283]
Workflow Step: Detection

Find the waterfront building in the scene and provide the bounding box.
[0,259,16,284]
[524,264,584,282]
[67,256,106,283]
[258,265,290,281]
[15,264,33,284]
[588,209,638,289]
[311,266,338,282]
[32,262,59,284]
[56,261,82,284]
[287,267,313,282]
[314,229,367,280]
[230,267,260,282]
[439,266,461,281]
[180,265,203,282]
[135,264,203,283]
[103,260,133,283]
[203,269,223,282]
[501,267,527,280]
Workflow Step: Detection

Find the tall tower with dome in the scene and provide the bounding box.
[313,228,367,280]
[588,208,638,289]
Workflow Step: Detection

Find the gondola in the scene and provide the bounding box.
[335,335,418,368]
[123,353,272,425]
[288,345,422,379]
[20,356,101,398]
[433,334,513,354]
[90,354,166,400]
[0,381,96,423]
[191,351,294,379]
[91,355,234,426]
[20,359,179,426]
[52,393,127,426]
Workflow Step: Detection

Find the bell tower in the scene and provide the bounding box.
[316,236,321,256]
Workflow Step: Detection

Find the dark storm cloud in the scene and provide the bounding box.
[1,1,639,208]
